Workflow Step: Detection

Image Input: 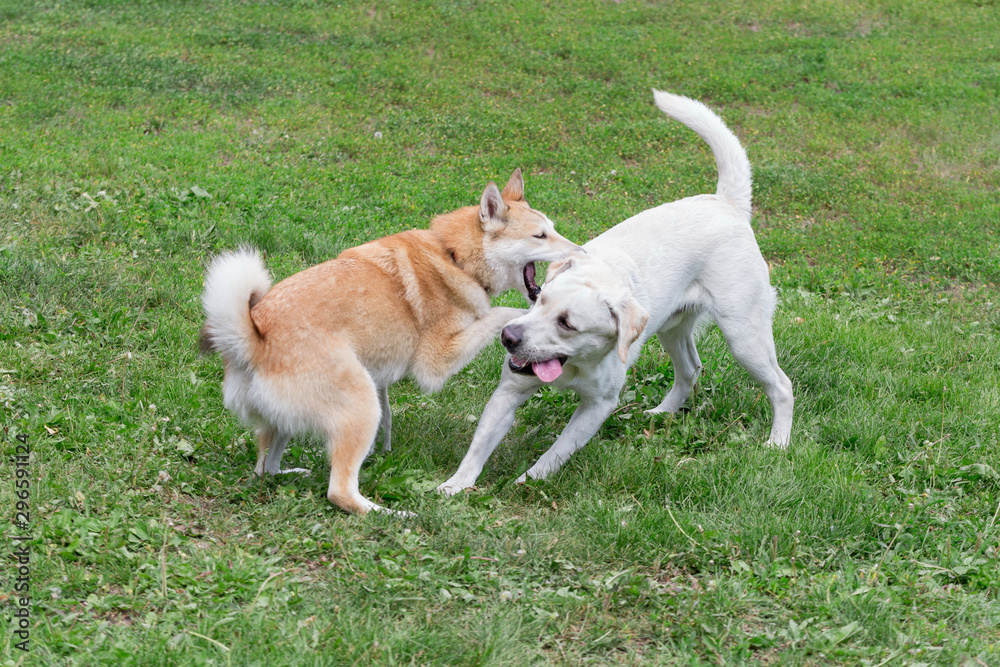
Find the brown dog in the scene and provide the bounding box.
[200,170,580,514]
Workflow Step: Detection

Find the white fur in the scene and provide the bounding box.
[201,249,324,472]
[201,248,271,368]
[439,91,794,495]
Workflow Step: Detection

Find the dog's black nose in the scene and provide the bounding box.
[501,324,523,351]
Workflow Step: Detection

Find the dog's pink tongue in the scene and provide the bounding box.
[532,358,563,383]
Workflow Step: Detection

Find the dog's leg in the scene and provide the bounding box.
[263,430,310,475]
[437,373,541,495]
[518,369,626,483]
[254,426,274,476]
[517,391,622,483]
[377,384,392,453]
[322,366,402,515]
[716,314,794,448]
[648,318,703,414]
[254,426,308,476]
[417,306,525,392]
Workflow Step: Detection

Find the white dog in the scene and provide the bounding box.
[439,91,794,494]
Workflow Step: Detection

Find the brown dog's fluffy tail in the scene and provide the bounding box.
[200,248,271,366]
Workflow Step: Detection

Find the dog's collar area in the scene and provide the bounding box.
[448,248,490,295]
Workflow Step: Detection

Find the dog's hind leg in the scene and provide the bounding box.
[647,315,703,414]
[322,367,394,515]
[377,384,393,453]
[715,314,794,448]
[254,426,277,476]
[255,426,309,476]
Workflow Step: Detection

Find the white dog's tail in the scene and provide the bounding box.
[652,90,753,223]
[199,248,271,367]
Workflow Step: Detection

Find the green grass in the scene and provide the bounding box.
[2,0,1000,664]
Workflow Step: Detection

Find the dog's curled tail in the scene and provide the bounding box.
[199,248,271,367]
[652,90,753,223]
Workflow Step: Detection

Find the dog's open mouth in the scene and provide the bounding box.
[509,355,567,382]
[523,263,541,302]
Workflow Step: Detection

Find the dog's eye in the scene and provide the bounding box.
[533,232,547,239]
[557,315,575,331]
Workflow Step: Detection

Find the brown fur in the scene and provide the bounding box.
[248,228,496,388]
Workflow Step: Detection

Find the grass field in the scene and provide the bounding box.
[2,0,999,664]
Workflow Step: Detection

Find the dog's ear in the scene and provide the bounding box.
[545,258,574,283]
[501,168,524,201]
[609,296,649,364]
[479,182,508,232]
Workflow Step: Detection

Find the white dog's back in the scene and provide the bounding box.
[592,93,762,323]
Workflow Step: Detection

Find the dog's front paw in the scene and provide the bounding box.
[436,479,472,497]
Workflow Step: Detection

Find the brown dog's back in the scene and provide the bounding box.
[248,229,490,383]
